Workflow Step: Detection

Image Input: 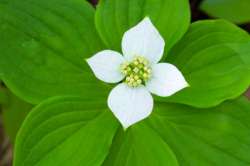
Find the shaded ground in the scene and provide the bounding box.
[0,0,250,165]
[0,117,12,166]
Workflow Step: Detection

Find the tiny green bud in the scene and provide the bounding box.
[134,61,139,65]
[139,64,144,68]
[137,79,142,84]
[133,82,138,87]
[134,75,139,80]
[133,67,139,73]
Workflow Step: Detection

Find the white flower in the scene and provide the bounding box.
[87,17,189,129]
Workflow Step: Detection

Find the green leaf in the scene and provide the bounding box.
[0,0,109,104]
[14,96,250,165]
[200,0,250,24]
[14,97,118,166]
[227,42,250,69]
[148,97,250,165]
[95,0,190,55]
[102,124,179,166]
[1,88,32,144]
[14,97,179,166]
[163,20,250,108]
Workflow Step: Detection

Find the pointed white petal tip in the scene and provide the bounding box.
[146,63,189,97]
[122,16,165,64]
[86,50,125,83]
[142,16,151,23]
[108,83,153,129]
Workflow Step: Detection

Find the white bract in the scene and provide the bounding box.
[87,17,189,129]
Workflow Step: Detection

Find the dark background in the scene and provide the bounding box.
[0,0,250,165]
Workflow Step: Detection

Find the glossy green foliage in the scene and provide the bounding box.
[148,97,250,165]
[0,0,109,104]
[14,97,118,166]
[95,0,190,54]
[1,88,32,144]
[102,124,179,166]
[14,96,250,166]
[200,0,250,24]
[164,20,250,108]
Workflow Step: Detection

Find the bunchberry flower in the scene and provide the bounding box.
[87,17,189,129]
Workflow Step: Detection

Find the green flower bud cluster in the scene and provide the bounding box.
[121,56,152,87]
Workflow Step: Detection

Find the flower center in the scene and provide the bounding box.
[120,56,152,87]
